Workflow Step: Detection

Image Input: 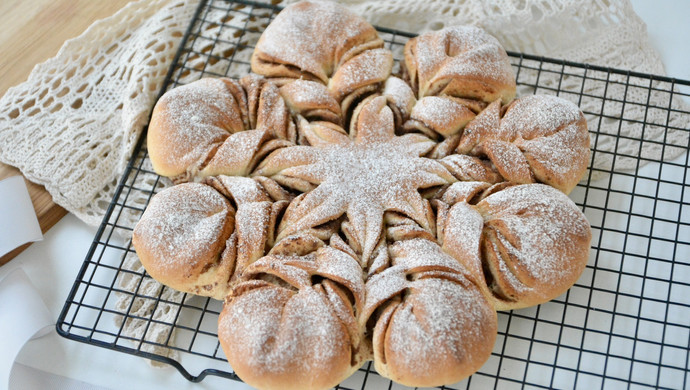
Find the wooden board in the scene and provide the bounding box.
[0,0,133,265]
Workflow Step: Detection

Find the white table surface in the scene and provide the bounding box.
[3,1,689,389]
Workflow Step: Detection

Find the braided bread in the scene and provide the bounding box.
[133,1,592,388]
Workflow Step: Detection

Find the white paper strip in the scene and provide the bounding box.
[10,363,112,390]
[0,268,54,390]
[0,176,43,257]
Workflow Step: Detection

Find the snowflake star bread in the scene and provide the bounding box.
[132,1,592,389]
[255,95,455,266]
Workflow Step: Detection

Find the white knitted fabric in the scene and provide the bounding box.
[0,0,200,226]
[322,0,666,73]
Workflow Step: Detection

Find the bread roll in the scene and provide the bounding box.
[218,244,366,390]
[132,182,236,300]
[458,95,590,193]
[147,76,295,183]
[147,78,248,179]
[403,25,516,103]
[132,176,291,298]
[364,238,497,387]
[251,0,392,115]
[439,182,592,310]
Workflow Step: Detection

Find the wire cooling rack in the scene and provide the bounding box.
[57,0,690,389]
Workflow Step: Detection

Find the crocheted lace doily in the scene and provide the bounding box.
[0,0,199,226]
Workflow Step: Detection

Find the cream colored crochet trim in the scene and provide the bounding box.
[0,0,200,226]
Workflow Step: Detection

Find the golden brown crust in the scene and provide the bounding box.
[147,76,298,183]
[405,96,477,137]
[218,245,366,390]
[132,183,236,300]
[219,284,355,390]
[279,80,342,124]
[147,78,248,178]
[458,95,590,193]
[251,1,383,83]
[250,1,391,115]
[439,183,592,310]
[364,239,497,387]
[403,26,516,103]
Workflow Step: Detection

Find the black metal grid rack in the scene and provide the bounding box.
[57,0,690,388]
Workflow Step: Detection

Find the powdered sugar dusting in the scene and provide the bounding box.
[280,79,340,113]
[384,277,494,377]
[382,76,416,118]
[246,255,313,288]
[391,238,463,273]
[362,265,407,322]
[457,94,589,191]
[263,115,452,263]
[256,1,378,81]
[152,78,243,173]
[442,202,485,278]
[330,48,392,98]
[311,138,446,260]
[519,122,589,176]
[235,201,271,267]
[411,25,515,97]
[214,175,270,205]
[410,96,474,135]
[202,129,268,177]
[134,183,232,271]
[138,3,595,386]
[311,139,444,203]
[220,284,349,375]
[479,184,590,286]
[437,44,514,84]
[315,246,365,303]
[502,95,582,138]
